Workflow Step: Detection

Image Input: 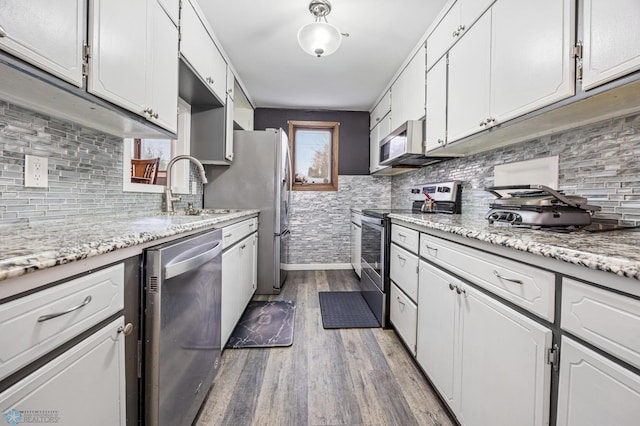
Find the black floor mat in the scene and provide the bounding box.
[318,291,380,329]
[226,300,296,348]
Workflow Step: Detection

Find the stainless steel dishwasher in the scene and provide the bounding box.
[143,228,223,426]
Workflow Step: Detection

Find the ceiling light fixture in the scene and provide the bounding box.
[297,0,344,58]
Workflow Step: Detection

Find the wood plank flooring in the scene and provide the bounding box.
[196,270,455,426]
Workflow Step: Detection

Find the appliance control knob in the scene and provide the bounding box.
[506,213,515,222]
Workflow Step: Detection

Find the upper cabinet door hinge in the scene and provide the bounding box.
[82,44,91,77]
[547,344,559,371]
[573,42,583,60]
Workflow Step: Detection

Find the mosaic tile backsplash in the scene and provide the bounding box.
[392,113,640,224]
[2,98,639,266]
[0,101,202,227]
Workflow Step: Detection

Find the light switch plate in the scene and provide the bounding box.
[24,155,49,188]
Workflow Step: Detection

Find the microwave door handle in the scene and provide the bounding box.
[164,242,222,279]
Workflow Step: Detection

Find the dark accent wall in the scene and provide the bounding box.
[254,108,370,175]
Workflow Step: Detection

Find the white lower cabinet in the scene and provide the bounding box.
[350,218,361,278]
[390,283,418,356]
[221,224,258,347]
[556,337,640,426]
[416,260,552,426]
[0,317,126,426]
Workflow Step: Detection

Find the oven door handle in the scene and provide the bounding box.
[164,242,222,279]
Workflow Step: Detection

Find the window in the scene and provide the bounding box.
[288,120,339,191]
[123,98,191,194]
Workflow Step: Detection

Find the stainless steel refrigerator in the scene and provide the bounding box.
[204,128,291,294]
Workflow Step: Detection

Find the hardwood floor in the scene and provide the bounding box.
[196,270,455,426]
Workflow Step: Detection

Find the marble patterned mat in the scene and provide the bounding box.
[226,301,296,348]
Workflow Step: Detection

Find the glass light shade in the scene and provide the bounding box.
[297,22,342,57]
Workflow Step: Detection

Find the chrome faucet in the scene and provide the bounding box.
[164,155,208,213]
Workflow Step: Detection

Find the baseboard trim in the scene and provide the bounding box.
[283,263,353,271]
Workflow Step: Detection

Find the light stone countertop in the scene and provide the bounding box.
[389,212,640,281]
[0,209,259,282]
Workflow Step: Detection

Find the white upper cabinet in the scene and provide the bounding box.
[582,0,640,90]
[180,0,228,104]
[156,0,179,26]
[490,0,575,123]
[425,55,448,152]
[426,0,495,70]
[370,90,391,130]
[148,0,179,132]
[0,0,85,87]
[88,0,178,133]
[391,47,426,131]
[447,0,574,143]
[447,11,491,142]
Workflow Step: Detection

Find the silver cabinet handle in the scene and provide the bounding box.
[397,232,407,239]
[424,245,438,255]
[397,254,407,261]
[493,270,523,285]
[164,242,222,279]
[240,244,246,250]
[456,286,466,295]
[0,25,7,38]
[118,322,134,336]
[224,233,232,238]
[37,295,92,322]
[449,283,455,291]
[479,119,487,126]
[437,138,444,144]
[152,112,159,119]
[397,297,405,311]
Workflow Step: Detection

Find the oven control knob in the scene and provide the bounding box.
[506,213,515,222]
[489,212,500,222]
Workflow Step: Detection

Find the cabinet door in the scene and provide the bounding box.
[416,261,459,411]
[224,96,234,161]
[180,0,226,104]
[425,55,448,152]
[426,1,460,71]
[239,236,254,308]
[458,285,552,426]
[557,337,640,426]
[351,223,358,271]
[0,0,85,87]
[88,0,148,115]
[582,0,640,90]
[221,244,241,346]
[390,74,406,131]
[148,0,178,133]
[369,122,389,174]
[447,11,491,142]
[404,47,427,122]
[491,0,574,123]
[0,317,126,426]
[390,283,418,356]
[251,234,258,293]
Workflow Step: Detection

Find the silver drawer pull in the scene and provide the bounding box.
[425,245,438,255]
[397,297,405,311]
[397,254,407,261]
[224,233,232,238]
[493,270,523,285]
[37,295,92,322]
[240,244,246,250]
[449,283,455,291]
[397,232,407,238]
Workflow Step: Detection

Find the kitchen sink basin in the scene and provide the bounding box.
[200,209,244,215]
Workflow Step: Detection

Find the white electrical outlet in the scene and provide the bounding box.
[24,155,49,188]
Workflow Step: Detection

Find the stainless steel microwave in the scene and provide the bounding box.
[378,120,427,166]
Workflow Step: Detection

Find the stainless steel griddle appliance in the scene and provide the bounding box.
[485,185,601,229]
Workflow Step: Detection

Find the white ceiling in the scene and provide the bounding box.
[199,0,448,112]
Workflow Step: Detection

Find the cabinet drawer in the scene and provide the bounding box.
[0,263,124,381]
[420,234,555,321]
[562,278,640,369]
[222,218,257,249]
[390,243,419,302]
[390,283,418,356]
[391,224,419,253]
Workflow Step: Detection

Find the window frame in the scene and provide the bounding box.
[288,120,339,192]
